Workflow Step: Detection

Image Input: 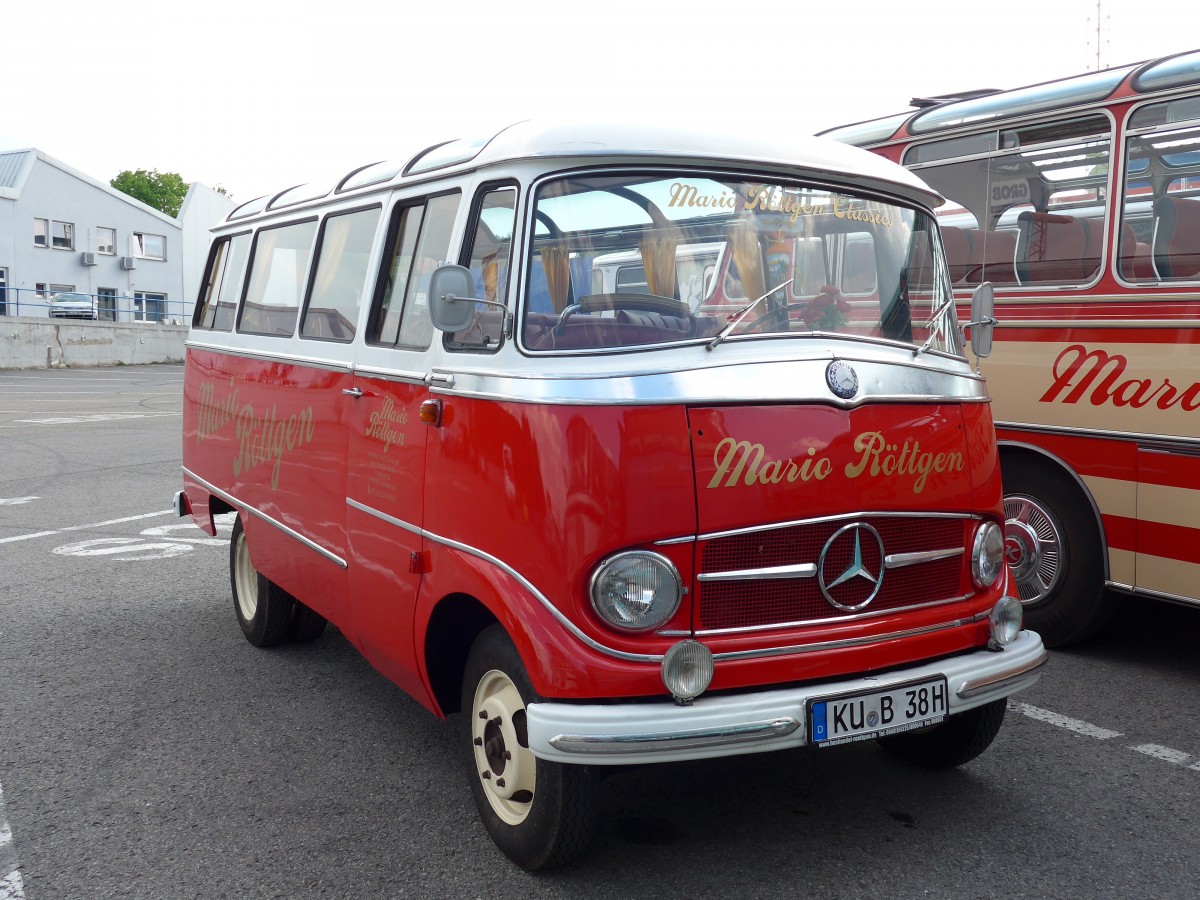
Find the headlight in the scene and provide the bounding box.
[971,521,1004,589]
[590,550,682,632]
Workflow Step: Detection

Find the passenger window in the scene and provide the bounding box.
[907,115,1110,287]
[194,233,249,331]
[239,219,318,336]
[371,191,461,349]
[301,206,381,342]
[448,186,517,351]
[1123,110,1200,282]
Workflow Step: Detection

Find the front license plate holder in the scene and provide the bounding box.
[808,675,948,747]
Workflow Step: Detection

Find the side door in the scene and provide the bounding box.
[345,190,462,698]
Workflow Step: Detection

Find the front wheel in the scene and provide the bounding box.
[877,699,1006,769]
[461,625,595,870]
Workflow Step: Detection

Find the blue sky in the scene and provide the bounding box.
[2,0,1189,204]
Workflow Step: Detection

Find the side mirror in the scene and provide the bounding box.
[428,264,477,334]
[969,281,995,359]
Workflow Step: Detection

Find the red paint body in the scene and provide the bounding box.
[183,348,1005,713]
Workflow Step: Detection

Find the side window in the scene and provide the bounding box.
[447,186,518,351]
[301,206,381,342]
[907,115,1110,287]
[238,220,318,337]
[194,233,250,331]
[370,192,461,349]
[1122,105,1200,282]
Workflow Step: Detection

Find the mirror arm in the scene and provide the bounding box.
[441,292,514,339]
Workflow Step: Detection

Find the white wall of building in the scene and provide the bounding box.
[179,183,235,318]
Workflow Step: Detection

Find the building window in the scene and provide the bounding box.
[52,220,75,250]
[34,218,48,247]
[133,291,167,323]
[97,288,118,321]
[133,232,166,260]
[97,228,116,255]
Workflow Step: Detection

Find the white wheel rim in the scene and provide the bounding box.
[233,531,259,621]
[470,669,536,826]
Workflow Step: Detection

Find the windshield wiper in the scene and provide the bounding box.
[913,293,957,357]
[706,278,794,352]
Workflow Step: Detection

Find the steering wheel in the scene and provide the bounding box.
[555,292,694,332]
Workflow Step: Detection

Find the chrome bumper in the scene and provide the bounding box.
[526,629,1047,765]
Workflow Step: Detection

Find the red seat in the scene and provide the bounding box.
[1152,196,1200,279]
[939,225,974,284]
[1119,223,1154,281]
[965,228,1017,284]
[1016,212,1093,283]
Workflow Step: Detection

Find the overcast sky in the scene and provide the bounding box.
[3,0,1191,204]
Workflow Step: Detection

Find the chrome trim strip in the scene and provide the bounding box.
[885,547,964,569]
[182,467,347,569]
[433,355,987,407]
[352,366,430,386]
[1106,583,1200,609]
[698,510,978,543]
[548,717,801,755]
[697,563,816,582]
[957,649,1049,699]
[709,610,988,658]
[345,496,662,664]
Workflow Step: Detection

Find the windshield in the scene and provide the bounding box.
[521,172,960,355]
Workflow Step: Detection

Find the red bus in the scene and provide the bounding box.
[175,122,1043,868]
[821,49,1200,646]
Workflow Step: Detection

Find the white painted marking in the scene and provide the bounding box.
[1009,702,1124,740]
[1131,744,1194,766]
[0,872,24,900]
[53,538,194,560]
[11,413,179,425]
[139,523,228,545]
[0,511,172,545]
[0,779,24,900]
[0,498,39,507]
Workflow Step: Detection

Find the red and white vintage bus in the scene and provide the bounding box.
[174,122,1045,868]
[822,49,1200,647]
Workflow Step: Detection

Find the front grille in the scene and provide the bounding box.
[696,515,972,631]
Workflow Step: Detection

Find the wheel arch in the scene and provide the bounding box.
[998,439,1110,584]
[424,593,500,717]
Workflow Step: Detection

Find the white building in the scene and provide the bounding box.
[0,148,233,323]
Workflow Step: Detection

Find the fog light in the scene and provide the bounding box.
[661,640,713,703]
[989,596,1023,649]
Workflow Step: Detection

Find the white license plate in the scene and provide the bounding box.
[809,676,948,747]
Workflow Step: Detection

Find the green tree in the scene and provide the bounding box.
[110,168,190,217]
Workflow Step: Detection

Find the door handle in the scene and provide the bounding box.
[341,387,363,398]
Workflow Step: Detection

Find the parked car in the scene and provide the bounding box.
[48,292,98,319]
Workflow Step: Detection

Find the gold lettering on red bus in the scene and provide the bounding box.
[364,396,408,452]
[233,403,315,490]
[1039,344,1200,410]
[707,432,962,495]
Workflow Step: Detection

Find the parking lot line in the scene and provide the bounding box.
[0,510,173,545]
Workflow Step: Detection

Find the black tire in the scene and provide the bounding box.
[229,516,294,648]
[1001,456,1120,646]
[288,601,328,643]
[461,625,595,870]
[877,699,1006,769]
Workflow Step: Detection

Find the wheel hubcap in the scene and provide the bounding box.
[471,669,535,826]
[1003,494,1064,606]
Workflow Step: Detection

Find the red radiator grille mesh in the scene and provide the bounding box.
[697,516,969,631]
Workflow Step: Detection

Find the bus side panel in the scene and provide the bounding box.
[182,348,352,623]
[420,397,699,668]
